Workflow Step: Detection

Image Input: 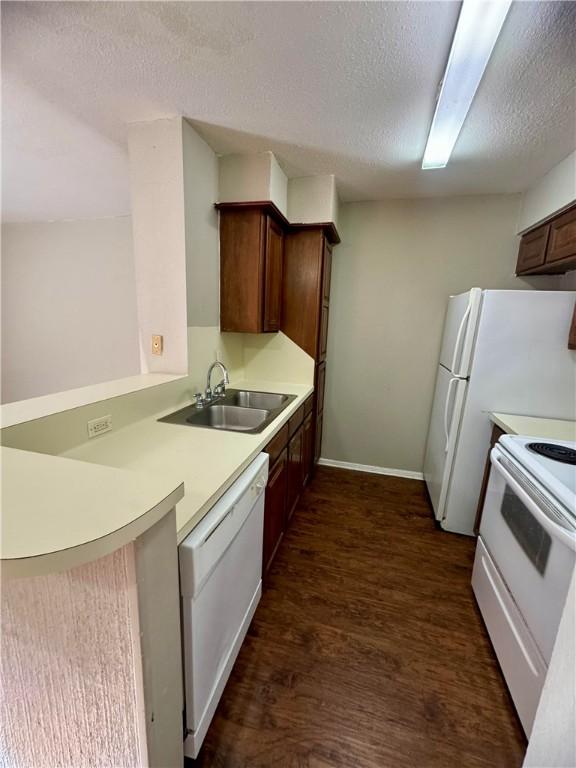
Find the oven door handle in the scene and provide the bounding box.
[490,451,576,551]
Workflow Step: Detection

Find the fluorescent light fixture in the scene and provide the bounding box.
[422,0,513,170]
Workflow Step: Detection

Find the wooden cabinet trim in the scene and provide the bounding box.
[304,394,314,416]
[215,201,341,244]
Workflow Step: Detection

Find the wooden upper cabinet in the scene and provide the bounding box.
[515,202,576,275]
[282,228,324,358]
[547,207,576,264]
[218,203,284,333]
[263,216,284,332]
[516,224,550,274]
[282,227,337,361]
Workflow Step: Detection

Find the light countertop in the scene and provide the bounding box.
[2,379,312,577]
[490,413,576,442]
[62,379,313,545]
[1,446,184,577]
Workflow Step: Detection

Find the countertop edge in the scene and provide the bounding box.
[490,412,576,440]
[2,476,184,579]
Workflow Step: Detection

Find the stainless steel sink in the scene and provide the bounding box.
[228,390,289,410]
[158,389,297,434]
[186,404,270,431]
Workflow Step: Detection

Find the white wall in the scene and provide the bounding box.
[182,119,220,327]
[322,194,560,473]
[127,118,189,375]
[218,151,288,216]
[518,150,576,233]
[287,174,339,227]
[1,217,140,403]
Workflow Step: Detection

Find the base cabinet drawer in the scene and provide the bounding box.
[472,537,546,736]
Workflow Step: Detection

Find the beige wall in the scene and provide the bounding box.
[322,194,563,473]
[518,150,576,233]
[128,117,188,375]
[182,119,220,326]
[1,217,140,403]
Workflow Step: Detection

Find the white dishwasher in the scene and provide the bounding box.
[179,452,268,759]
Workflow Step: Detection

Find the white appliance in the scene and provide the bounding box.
[472,435,576,735]
[424,289,576,535]
[179,453,269,758]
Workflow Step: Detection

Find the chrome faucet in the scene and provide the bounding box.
[205,361,229,402]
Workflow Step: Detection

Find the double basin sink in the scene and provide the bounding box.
[158,389,296,434]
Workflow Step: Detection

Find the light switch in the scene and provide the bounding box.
[152,334,163,355]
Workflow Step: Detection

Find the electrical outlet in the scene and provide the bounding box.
[152,334,163,355]
[87,415,112,439]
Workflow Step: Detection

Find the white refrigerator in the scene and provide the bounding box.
[423,289,576,536]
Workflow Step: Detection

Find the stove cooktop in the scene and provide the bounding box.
[527,442,576,466]
[499,435,576,516]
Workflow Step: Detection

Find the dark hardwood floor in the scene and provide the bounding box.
[193,467,527,768]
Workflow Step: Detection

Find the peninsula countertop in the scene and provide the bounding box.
[62,379,313,544]
[1,446,184,577]
[2,380,312,577]
[490,413,576,441]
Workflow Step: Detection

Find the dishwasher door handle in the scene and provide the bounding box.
[203,506,235,544]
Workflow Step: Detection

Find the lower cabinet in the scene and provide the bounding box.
[302,413,314,487]
[263,448,287,578]
[262,395,313,579]
[287,424,304,523]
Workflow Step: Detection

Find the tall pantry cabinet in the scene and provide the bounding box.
[282,224,338,467]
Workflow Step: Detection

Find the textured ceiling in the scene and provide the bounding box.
[2,1,575,221]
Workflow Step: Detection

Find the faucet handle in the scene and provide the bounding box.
[194,393,205,408]
[214,382,226,397]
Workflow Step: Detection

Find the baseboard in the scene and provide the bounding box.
[317,458,424,481]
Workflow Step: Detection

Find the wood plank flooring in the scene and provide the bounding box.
[192,467,527,768]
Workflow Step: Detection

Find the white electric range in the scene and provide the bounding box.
[472,435,576,735]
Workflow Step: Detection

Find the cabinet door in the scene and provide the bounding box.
[569,301,576,351]
[263,216,284,332]
[302,413,314,487]
[322,242,333,305]
[547,207,576,264]
[319,304,329,361]
[220,210,265,332]
[282,229,324,359]
[287,426,304,522]
[263,449,287,578]
[316,362,326,415]
[516,224,550,274]
[314,411,324,465]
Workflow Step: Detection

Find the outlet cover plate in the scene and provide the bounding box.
[88,415,112,439]
[152,334,163,355]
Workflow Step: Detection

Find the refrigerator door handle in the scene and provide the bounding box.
[443,377,459,452]
[450,302,471,376]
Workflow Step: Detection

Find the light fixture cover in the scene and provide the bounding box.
[422,0,513,170]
